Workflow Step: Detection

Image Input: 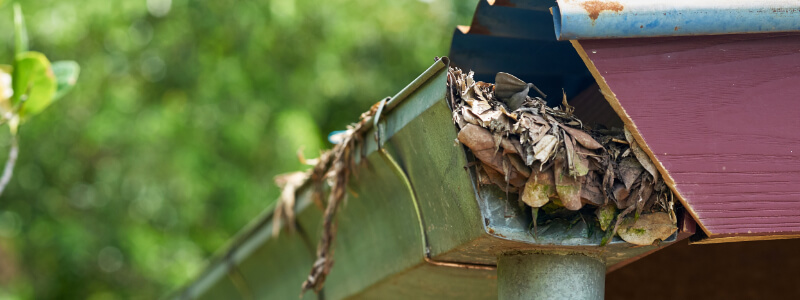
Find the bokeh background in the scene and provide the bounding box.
[0,0,478,298]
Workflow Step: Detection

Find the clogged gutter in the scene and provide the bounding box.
[447,67,677,246]
[279,66,680,295]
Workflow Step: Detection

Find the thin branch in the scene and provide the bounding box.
[0,135,19,197]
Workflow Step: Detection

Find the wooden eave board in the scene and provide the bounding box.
[571,33,800,242]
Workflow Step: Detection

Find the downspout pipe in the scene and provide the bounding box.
[553,0,800,40]
[498,253,605,300]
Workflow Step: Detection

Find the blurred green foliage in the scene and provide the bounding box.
[0,0,477,298]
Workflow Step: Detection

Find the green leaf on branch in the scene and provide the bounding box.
[51,61,80,100]
[12,52,56,118]
[13,3,29,57]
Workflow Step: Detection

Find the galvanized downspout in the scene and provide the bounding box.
[498,253,605,300]
[552,0,800,40]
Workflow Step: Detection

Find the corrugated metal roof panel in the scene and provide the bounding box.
[448,0,594,106]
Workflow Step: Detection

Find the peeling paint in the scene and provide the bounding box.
[580,0,624,21]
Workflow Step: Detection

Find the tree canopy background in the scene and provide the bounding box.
[0,0,478,298]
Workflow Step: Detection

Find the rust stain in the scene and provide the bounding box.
[487,227,506,238]
[580,0,624,22]
[674,26,680,31]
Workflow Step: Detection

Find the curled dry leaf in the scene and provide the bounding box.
[625,128,659,180]
[272,171,310,237]
[564,134,590,177]
[466,99,492,114]
[522,167,556,208]
[508,154,531,177]
[580,171,604,206]
[612,183,630,208]
[617,212,677,245]
[458,124,501,167]
[533,135,557,163]
[618,157,644,190]
[495,72,531,111]
[477,166,492,185]
[483,165,518,193]
[574,144,591,177]
[560,124,603,150]
[554,158,583,210]
[631,140,659,181]
[457,124,526,187]
[461,106,481,126]
[475,110,502,127]
[501,137,523,155]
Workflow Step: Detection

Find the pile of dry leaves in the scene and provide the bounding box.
[447,67,677,245]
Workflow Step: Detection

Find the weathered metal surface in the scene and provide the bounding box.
[350,264,498,299]
[574,32,800,240]
[322,151,426,299]
[465,0,555,40]
[498,253,605,300]
[553,0,800,40]
[390,95,486,259]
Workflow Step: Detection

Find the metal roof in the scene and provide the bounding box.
[448,0,595,107]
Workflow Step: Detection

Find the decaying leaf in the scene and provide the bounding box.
[495,72,531,111]
[625,128,659,180]
[272,171,310,237]
[533,134,557,163]
[457,124,502,168]
[507,154,531,177]
[457,124,526,187]
[617,212,677,245]
[522,167,555,208]
[466,99,492,114]
[501,137,523,155]
[483,165,517,193]
[596,204,617,231]
[560,90,574,116]
[554,158,583,210]
[560,124,603,150]
[573,143,591,177]
[564,133,590,177]
[580,171,604,206]
[618,157,644,190]
[612,183,630,208]
[297,99,382,294]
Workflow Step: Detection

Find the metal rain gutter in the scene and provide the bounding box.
[552,0,800,40]
[174,59,451,300]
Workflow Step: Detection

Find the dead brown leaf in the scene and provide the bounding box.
[554,158,583,210]
[522,167,556,208]
[617,212,677,245]
[560,124,603,150]
[618,157,644,190]
[625,128,659,180]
